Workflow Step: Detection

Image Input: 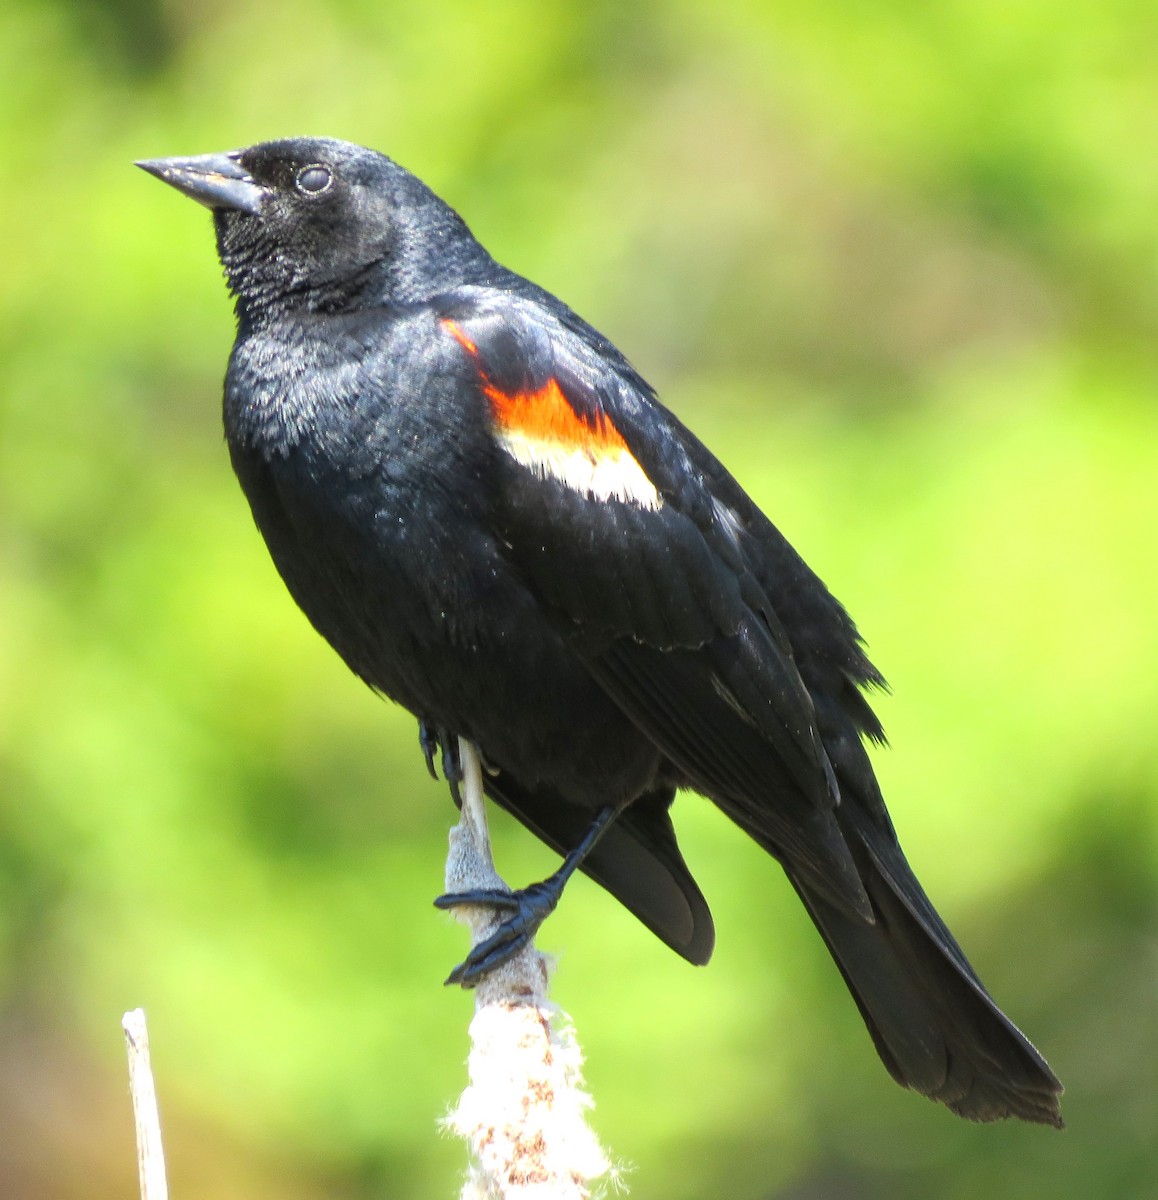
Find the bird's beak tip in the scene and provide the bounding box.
[135,151,265,216]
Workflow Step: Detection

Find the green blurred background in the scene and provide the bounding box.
[1,0,1156,1196]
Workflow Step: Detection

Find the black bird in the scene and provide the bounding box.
[137,138,1062,1126]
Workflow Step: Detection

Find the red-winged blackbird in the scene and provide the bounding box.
[138,138,1062,1126]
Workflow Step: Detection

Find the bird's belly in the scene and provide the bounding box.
[237,446,661,807]
[339,567,661,806]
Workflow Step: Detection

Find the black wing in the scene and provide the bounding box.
[435,288,1063,1125]
[437,289,871,919]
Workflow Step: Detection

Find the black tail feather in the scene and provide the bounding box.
[791,807,1063,1126]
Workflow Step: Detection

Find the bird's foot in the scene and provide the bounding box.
[418,720,463,807]
[433,877,563,987]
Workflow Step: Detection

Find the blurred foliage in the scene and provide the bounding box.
[0,1,1156,1197]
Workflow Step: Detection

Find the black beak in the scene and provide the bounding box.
[135,151,266,216]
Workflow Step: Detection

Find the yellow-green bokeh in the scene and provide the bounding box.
[0,2,1155,1197]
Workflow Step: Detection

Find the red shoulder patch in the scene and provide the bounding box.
[442,318,477,356]
[483,378,629,458]
[440,317,661,509]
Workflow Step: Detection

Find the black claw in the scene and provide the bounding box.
[435,881,563,988]
[435,805,623,988]
[445,767,463,811]
[419,721,440,780]
[434,888,521,912]
[417,720,464,807]
[440,733,460,779]
[444,927,527,985]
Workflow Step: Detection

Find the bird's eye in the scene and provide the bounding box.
[295,165,333,195]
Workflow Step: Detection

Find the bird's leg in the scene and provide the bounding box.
[418,720,464,808]
[435,784,626,988]
[452,737,496,877]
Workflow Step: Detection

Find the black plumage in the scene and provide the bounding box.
[138,138,1062,1125]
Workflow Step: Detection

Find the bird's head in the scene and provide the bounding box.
[137,137,492,319]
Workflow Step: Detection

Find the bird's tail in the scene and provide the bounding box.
[787,804,1063,1126]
